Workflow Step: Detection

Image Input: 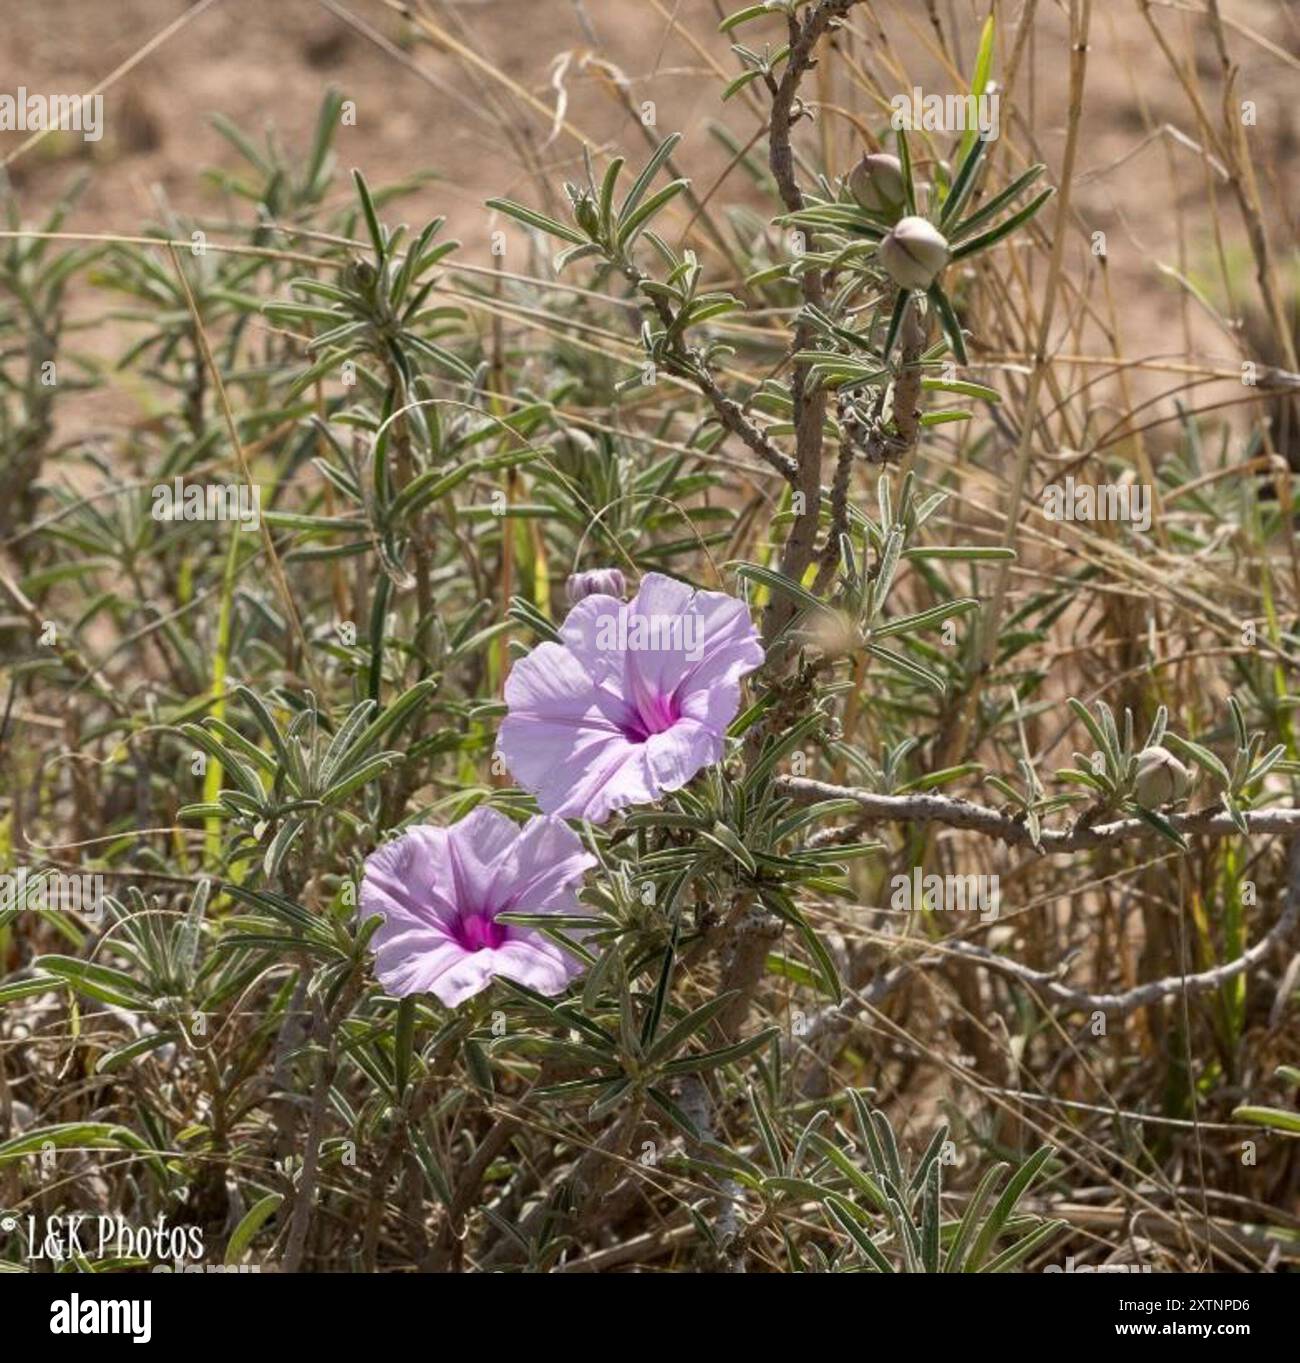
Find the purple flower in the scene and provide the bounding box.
[360,807,596,1007]
[566,567,626,605]
[498,572,764,823]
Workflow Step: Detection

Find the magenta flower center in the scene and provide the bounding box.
[451,909,508,953]
[619,687,681,743]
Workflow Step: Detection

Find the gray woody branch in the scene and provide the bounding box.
[776,778,1300,1021]
[778,776,1300,850]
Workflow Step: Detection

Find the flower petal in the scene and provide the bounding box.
[644,718,723,793]
[488,937,584,995]
[547,732,658,821]
[424,951,501,1008]
[361,826,459,932]
[371,929,464,999]
[444,805,528,908]
[559,593,629,687]
[496,814,597,911]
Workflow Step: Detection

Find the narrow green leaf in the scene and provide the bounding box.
[224,1194,284,1265]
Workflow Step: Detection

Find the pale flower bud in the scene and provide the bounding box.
[807,608,859,660]
[878,216,951,291]
[566,568,627,605]
[1133,745,1192,807]
[849,153,906,219]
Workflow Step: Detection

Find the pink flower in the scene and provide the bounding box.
[360,807,596,1007]
[498,572,764,823]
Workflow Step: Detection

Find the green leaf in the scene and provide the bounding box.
[1162,733,1230,790]
[598,155,625,238]
[0,1123,161,1181]
[951,164,1046,241]
[647,991,741,1065]
[1228,694,1249,748]
[1131,804,1188,850]
[895,126,917,216]
[338,678,435,767]
[969,13,996,99]
[982,1218,1067,1272]
[31,956,146,1008]
[700,821,758,875]
[233,687,293,775]
[763,1175,830,1201]
[873,597,979,641]
[180,724,263,799]
[743,711,824,795]
[951,188,1055,262]
[921,1158,941,1271]
[943,1160,1007,1271]
[463,1038,494,1094]
[824,1193,894,1272]
[263,815,306,880]
[719,4,778,33]
[394,996,416,1097]
[942,129,991,229]
[96,1032,178,1074]
[352,169,388,261]
[868,643,946,694]
[646,1085,703,1141]
[964,1145,1055,1271]
[760,888,841,1003]
[723,70,764,101]
[806,1131,887,1208]
[224,1194,284,1264]
[731,560,825,615]
[903,545,1015,561]
[619,133,683,222]
[921,376,1000,402]
[320,752,400,806]
[616,179,689,251]
[927,284,968,366]
[0,976,62,1005]
[1067,698,1113,772]
[1232,1105,1300,1135]
[661,1026,780,1076]
[952,13,996,174]
[485,197,587,246]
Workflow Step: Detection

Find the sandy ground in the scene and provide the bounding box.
[0,0,1296,436]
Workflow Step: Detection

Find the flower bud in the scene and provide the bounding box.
[849,153,906,219]
[878,216,950,291]
[345,257,379,298]
[807,608,859,660]
[1133,745,1192,808]
[566,568,627,605]
[574,195,601,240]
